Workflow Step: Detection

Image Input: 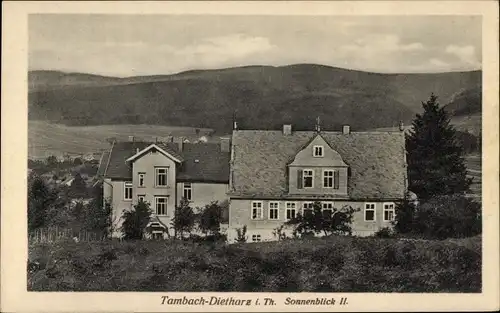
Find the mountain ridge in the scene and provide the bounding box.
[28,64,481,134]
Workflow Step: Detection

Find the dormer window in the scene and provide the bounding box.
[313,145,324,157]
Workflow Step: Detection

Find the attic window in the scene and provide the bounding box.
[313,145,324,157]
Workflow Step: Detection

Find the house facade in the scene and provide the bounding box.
[98,137,230,238]
[97,124,407,242]
[226,124,407,243]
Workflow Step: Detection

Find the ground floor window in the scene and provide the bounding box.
[302,202,314,218]
[322,202,334,219]
[269,201,279,220]
[383,203,395,221]
[364,203,376,221]
[286,202,297,220]
[252,234,262,242]
[251,201,263,220]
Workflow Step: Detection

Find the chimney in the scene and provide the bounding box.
[220,137,231,152]
[342,125,350,135]
[399,121,405,132]
[283,124,292,136]
[136,148,140,154]
[128,135,135,142]
[233,121,238,130]
[178,137,185,151]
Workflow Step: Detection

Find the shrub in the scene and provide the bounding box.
[27,236,482,292]
[285,201,357,237]
[198,201,223,236]
[121,201,152,240]
[395,195,481,239]
[235,225,248,243]
[374,227,396,238]
[171,198,195,239]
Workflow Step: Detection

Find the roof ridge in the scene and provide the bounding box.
[234,129,405,135]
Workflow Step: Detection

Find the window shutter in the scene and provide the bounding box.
[297,169,303,189]
[334,170,340,189]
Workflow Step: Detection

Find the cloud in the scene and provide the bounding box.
[174,34,276,66]
[429,58,450,67]
[340,34,425,54]
[445,44,481,67]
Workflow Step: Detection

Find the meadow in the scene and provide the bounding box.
[28,121,213,159]
[28,235,481,292]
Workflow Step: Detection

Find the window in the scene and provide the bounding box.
[155,196,168,215]
[286,202,297,220]
[251,201,263,220]
[124,182,133,200]
[313,145,324,157]
[303,169,314,188]
[138,195,146,203]
[364,203,376,221]
[323,170,334,188]
[269,202,279,220]
[323,170,340,189]
[252,234,262,242]
[183,183,192,201]
[302,202,314,218]
[155,167,168,187]
[383,203,395,221]
[138,173,145,187]
[322,202,334,219]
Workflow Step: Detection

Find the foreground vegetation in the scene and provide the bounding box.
[28,235,481,292]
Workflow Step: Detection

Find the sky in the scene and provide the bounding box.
[29,14,482,77]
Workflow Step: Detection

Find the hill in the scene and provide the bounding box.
[28,121,212,159]
[445,86,482,116]
[28,64,481,134]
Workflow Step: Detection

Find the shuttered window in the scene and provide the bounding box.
[297,169,303,189]
[303,169,314,188]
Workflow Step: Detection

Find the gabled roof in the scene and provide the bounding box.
[102,141,229,183]
[230,130,407,200]
[126,144,183,163]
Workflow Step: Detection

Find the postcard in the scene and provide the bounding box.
[1,1,499,312]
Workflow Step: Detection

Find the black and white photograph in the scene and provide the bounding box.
[2,1,499,311]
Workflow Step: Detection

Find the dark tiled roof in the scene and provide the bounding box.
[230,130,407,200]
[103,141,229,183]
[177,143,230,183]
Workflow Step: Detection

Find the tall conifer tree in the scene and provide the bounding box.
[406,94,472,200]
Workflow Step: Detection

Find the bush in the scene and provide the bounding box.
[121,201,152,240]
[374,227,396,238]
[235,225,248,243]
[28,235,481,292]
[395,195,481,239]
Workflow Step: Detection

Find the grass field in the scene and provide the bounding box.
[28,121,214,159]
[28,235,481,292]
